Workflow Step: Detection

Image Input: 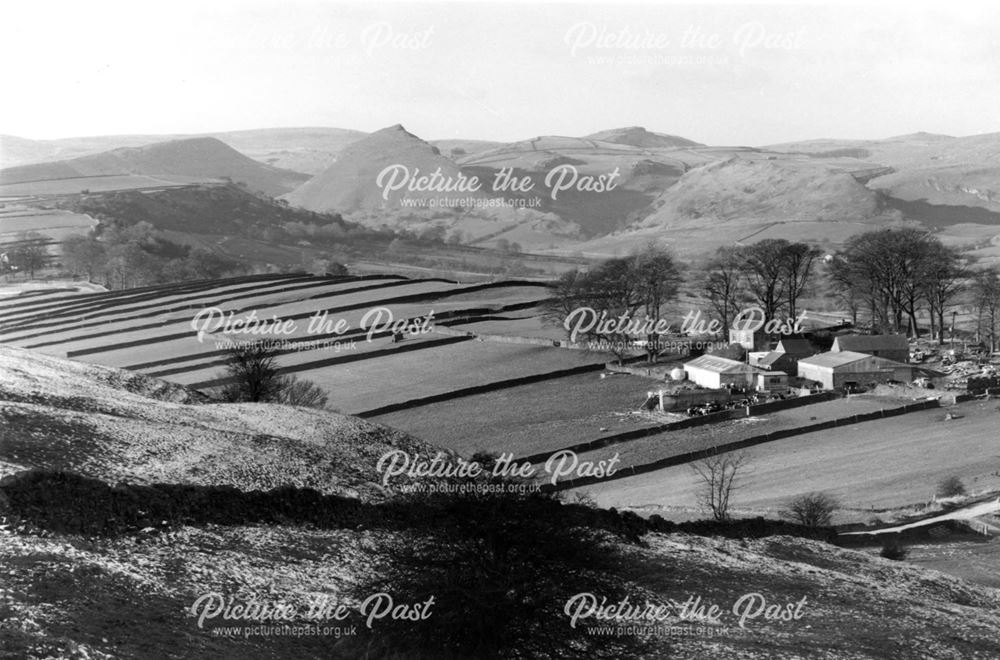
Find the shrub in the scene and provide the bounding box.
[218,344,327,409]
[936,476,967,498]
[275,375,328,409]
[783,492,839,528]
[880,538,908,561]
[324,261,349,276]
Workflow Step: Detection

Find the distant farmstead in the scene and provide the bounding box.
[831,334,909,363]
[797,351,916,390]
[683,354,763,389]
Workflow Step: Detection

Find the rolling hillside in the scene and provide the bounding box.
[1,340,999,658]
[5,126,999,260]
[0,137,309,197]
[633,156,890,229]
[769,131,1000,215]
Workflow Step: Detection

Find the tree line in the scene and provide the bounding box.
[62,221,242,290]
[544,229,993,357]
[1,233,49,279]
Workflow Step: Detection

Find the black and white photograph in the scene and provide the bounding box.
[1,0,999,657]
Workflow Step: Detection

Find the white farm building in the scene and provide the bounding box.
[683,355,763,390]
[797,351,916,390]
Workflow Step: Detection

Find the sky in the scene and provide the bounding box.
[2,0,999,145]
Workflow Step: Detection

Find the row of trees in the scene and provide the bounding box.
[543,230,991,358]
[971,267,1000,351]
[543,239,822,361]
[828,228,965,341]
[63,222,242,290]
[703,239,821,329]
[542,242,682,362]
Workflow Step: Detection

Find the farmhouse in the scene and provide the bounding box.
[797,351,916,390]
[831,334,909,363]
[684,354,763,389]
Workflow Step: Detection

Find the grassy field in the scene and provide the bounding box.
[0,175,210,197]
[575,400,1000,520]
[288,341,607,414]
[0,208,97,248]
[1,278,459,352]
[566,394,915,470]
[371,370,663,455]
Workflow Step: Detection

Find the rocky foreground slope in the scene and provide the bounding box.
[0,345,999,659]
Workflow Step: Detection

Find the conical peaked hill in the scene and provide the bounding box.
[284,124,487,213]
[0,137,309,196]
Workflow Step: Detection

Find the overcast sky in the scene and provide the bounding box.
[3,0,998,145]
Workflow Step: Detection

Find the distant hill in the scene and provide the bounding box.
[0,128,369,175]
[211,127,368,174]
[0,137,309,196]
[769,132,1000,213]
[584,126,703,149]
[0,135,61,167]
[284,124,488,213]
[430,138,506,159]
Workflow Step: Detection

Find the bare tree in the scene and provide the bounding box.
[783,492,839,528]
[920,243,965,345]
[691,450,749,521]
[703,246,745,332]
[541,245,681,363]
[972,267,1000,351]
[62,234,107,281]
[781,242,821,319]
[632,241,682,362]
[275,375,329,408]
[540,269,589,336]
[738,239,791,322]
[9,232,49,279]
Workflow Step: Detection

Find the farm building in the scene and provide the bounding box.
[750,351,798,376]
[797,351,916,390]
[756,371,789,391]
[729,328,769,351]
[831,334,909,363]
[684,354,763,389]
[775,337,815,359]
